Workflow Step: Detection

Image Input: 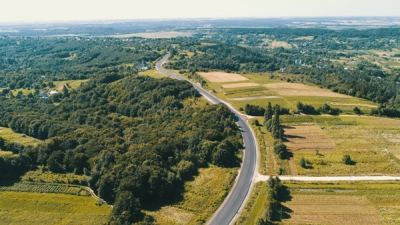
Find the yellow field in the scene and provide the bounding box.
[282,195,383,225]
[0,127,42,148]
[265,83,351,98]
[0,191,111,225]
[221,83,259,89]
[198,72,249,83]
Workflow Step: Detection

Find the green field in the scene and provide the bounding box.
[0,191,111,225]
[0,127,42,148]
[139,69,169,78]
[144,166,238,224]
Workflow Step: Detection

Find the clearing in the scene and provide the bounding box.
[0,127,42,147]
[265,83,351,98]
[221,83,259,89]
[198,72,249,83]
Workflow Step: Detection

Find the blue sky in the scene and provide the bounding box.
[0,0,399,22]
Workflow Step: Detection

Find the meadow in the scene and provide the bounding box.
[0,191,111,225]
[144,166,237,225]
[0,127,42,148]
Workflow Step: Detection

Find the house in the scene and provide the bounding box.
[49,90,59,95]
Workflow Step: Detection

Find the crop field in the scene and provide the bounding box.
[284,125,336,152]
[288,116,400,175]
[265,83,351,98]
[145,166,238,225]
[0,127,42,147]
[282,195,383,225]
[22,170,89,185]
[198,72,249,83]
[221,82,259,89]
[0,191,111,225]
[0,182,89,196]
[282,183,400,225]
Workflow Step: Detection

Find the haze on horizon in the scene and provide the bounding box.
[0,0,399,23]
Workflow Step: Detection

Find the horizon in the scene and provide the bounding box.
[1,0,399,24]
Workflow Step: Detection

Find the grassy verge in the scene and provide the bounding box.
[0,191,111,225]
[235,182,267,225]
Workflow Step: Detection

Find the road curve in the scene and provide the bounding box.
[156,53,258,225]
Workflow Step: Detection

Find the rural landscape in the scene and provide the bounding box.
[1,9,400,225]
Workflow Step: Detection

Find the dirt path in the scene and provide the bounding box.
[85,187,113,208]
[256,174,400,182]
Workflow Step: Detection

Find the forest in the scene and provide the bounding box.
[0,36,243,224]
[1,25,400,224]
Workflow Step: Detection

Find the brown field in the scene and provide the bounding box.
[329,101,377,108]
[284,125,336,152]
[198,72,249,83]
[221,83,259,89]
[265,83,351,98]
[282,195,383,225]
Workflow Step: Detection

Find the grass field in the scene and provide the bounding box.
[0,191,111,225]
[53,79,90,91]
[139,69,169,78]
[145,166,238,224]
[0,127,42,148]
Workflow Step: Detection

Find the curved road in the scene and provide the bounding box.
[156,53,257,225]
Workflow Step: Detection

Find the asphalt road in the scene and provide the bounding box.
[156,53,257,225]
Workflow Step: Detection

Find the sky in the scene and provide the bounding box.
[0,0,399,23]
